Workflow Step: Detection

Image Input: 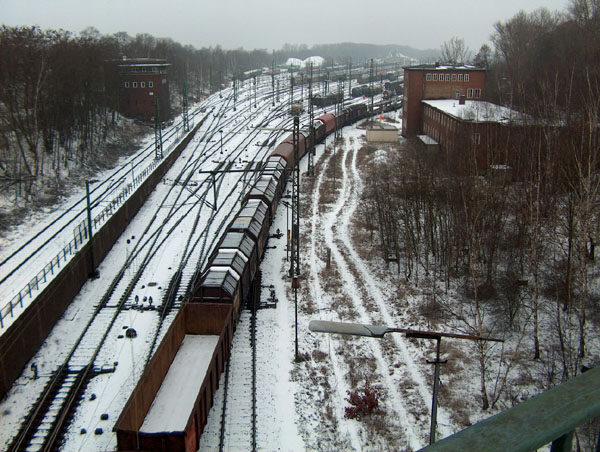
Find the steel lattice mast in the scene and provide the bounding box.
[154,96,163,159]
[290,107,302,361]
[307,63,315,176]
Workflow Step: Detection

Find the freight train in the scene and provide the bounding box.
[115,99,395,451]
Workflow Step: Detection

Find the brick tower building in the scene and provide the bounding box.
[117,57,170,122]
[402,64,486,136]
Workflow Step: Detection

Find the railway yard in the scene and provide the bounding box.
[0,72,463,452]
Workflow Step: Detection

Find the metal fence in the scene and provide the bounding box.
[0,123,188,328]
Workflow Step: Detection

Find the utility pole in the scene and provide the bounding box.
[272,53,275,106]
[290,108,301,361]
[154,96,163,159]
[233,75,238,111]
[182,71,190,132]
[370,58,374,114]
[289,72,294,107]
[85,181,97,279]
[348,57,352,98]
[307,63,315,177]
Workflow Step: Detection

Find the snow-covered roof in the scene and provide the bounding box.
[304,56,325,67]
[405,63,484,71]
[140,335,219,433]
[418,135,438,146]
[367,123,398,131]
[285,56,325,69]
[285,58,303,68]
[422,99,528,124]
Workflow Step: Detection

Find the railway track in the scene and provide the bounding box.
[6,81,295,451]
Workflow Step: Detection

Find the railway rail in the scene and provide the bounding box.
[6,79,295,451]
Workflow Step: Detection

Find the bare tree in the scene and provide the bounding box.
[440,36,471,65]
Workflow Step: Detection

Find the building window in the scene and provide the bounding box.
[132,81,138,88]
[433,73,438,81]
[124,81,129,88]
[141,81,145,88]
[467,88,473,98]
[472,133,481,145]
[445,74,450,81]
[452,74,457,81]
[465,74,470,81]
[474,88,481,98]
[458,74,464,81]
[148,81,154,88]
[456,90,461,99]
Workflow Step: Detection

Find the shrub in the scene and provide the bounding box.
[344,382,383,419]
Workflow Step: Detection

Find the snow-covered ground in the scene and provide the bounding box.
[1,74,410,451]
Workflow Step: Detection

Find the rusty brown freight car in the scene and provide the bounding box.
[115,303,233,452]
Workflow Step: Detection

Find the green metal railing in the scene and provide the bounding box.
[419,366,600,452]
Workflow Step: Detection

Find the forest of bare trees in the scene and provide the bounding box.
[0,25,275,208]
[361,0,600,427]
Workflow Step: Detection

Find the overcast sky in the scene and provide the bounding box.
[3,0,569,52]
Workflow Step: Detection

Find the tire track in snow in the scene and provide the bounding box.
[308,148,361,450]
[320,137,421,450]
[340,137,453,440]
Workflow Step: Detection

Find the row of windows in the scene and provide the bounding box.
[467,88,481,98]
[426,72,471,82]
[124,81,154,88]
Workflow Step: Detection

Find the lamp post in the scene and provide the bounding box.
[308,319,503,445]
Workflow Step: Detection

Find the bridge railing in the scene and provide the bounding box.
[419,366,600,452]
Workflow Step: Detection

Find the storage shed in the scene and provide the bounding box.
[366,123,399,142]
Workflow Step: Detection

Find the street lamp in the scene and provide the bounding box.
[309,319,503,445]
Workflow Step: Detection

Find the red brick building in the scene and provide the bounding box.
[402,64,486,136]
[118,58,170,122]
[421,99,532,170]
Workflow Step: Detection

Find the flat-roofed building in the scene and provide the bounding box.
[402,64,486,137]
[366,123,399,142]
[421,99,533,170]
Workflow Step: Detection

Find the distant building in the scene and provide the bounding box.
[117,57,170,122]
[402,63,486,137]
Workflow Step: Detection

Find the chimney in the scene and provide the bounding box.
[459,95,466,105]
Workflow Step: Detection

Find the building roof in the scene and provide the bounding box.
[367,122,398,131]
[117,57,170,67]
[418,135,439,146]
[404,63,485,71]
[422,99,529,124]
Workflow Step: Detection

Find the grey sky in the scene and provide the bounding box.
[3,0,569,52]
